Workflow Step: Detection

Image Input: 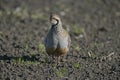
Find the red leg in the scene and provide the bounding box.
[56,56,60,64]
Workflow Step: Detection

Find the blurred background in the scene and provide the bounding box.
[0,0,120,80]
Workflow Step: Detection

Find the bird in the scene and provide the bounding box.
[44,14,71,64]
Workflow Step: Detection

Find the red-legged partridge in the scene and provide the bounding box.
[44,14,71,63]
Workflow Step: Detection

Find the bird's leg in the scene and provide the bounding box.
[56,56,60,64]
[52,56,56,63]
[49,55,53,64]
[62,55,67,62]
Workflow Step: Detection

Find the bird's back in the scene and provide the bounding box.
[45,27,70,56]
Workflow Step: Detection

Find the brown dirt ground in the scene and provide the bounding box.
[0,0,120,80]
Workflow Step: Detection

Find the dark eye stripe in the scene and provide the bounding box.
[52,18,58,21]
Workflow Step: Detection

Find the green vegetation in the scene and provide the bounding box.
[13,57,39,66]
[31,12,47,20]
[29,51,37,57]
[73,25,85,35]
[38,43,46,54]
[44,57,49,63]
[72,44,81,51]
[73,62,81,69]
[24,44,29,51]
[87,51,96,59]
[13,7,29,19]
[0,10,3,16]
[0,31,3,38]
[56,67,68,77]
[0,7,47,20]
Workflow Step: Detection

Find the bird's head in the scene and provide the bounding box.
[50,14,61,26]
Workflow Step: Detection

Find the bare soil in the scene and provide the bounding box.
[0,0,120,80]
